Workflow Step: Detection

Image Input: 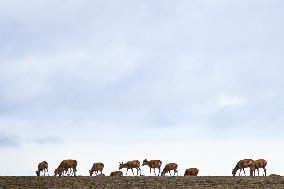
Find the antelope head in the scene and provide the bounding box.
[54,168,59,176]
[119,162,124,170]
[232,168,237,176]
[89,169,93,176]
[142,159,148,166]
[54,168,62,176]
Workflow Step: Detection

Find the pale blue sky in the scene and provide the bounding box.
[0,0,284,176]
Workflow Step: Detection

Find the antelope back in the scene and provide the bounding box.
[110,171,123,176]
[184,168,199,176]
[93,162,104,170]
[165,163,177,171]
[126,160,140,168]
[38,161,48,170]
[150,160,162,167]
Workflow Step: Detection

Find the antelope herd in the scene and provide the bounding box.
[35,158,268,177]
[232,159,267,176]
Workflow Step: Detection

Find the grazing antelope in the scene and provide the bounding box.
[119,160,141,176]
[142,159,162,176]
[184,168,199,176]
[252,159,267,176]
[36,161,49,176]
[54,159,77,177]
[110,171,123,176]
[232,159,254,176]
[89,162,104,176]
[161,163,178,176]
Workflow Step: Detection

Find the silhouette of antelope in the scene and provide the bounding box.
[142,159,162,176]
[89,162,104,176]
[232,159,254,176]
[184,168,199,176]
[110,171,123,176]
[119,160,141,176]
[36,161,48,176]
[54,159,77,177]
[161,163,178,176]
[252,159,267,176]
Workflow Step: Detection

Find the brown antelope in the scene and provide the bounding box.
[232,159,254,176]
[110,171,123,176]
[252,159,267,176]
[184,168,199,176]
[142,159,162,176]
[36,161,48,176]
[119,160,141,176]
[54,159,77,177]
[89,162,104,176]
[161,163,178,176]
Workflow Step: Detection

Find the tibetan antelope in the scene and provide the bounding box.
[142,159,162,176]
[119,160,141,176]
[36,161,49,176]
[89,162,104,176]
[184,168,199,176]
[252,159,267,176]
[110,171,123,176]
[161,163,178,176]
[54,159,77,177]
[232,159,254,176]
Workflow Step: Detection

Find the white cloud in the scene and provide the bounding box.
[217,95,247,107]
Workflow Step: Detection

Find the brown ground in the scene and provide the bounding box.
[0,176,283,189]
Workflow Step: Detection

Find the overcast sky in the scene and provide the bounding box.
[0,0,284,176]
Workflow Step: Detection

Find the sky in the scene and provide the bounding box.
[0,0,284,176]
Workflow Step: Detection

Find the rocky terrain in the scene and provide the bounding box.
[0,175,284,189]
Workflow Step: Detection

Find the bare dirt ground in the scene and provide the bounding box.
[0,176,284,189]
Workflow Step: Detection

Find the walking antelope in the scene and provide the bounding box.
[184,168,199,176]
[161,163,178,176]
[142,159,162,176]
[36,161,48,176]
[54,159,77,177]
[252,159,267,176]
[119,160,141,176]
[232,159,254,176]
[110,171,123,176]
[89,162,104,176]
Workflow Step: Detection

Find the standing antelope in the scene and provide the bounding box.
[184,168,199,176]
[142,159,162,176]
[54,159,77,177]
[89,162,104,176]
[36,161,49,176]
[110,171,123,176]
[119,160,141,176]
[232,159,254,176]
[252,159,267,176]
[161,163,178,176]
